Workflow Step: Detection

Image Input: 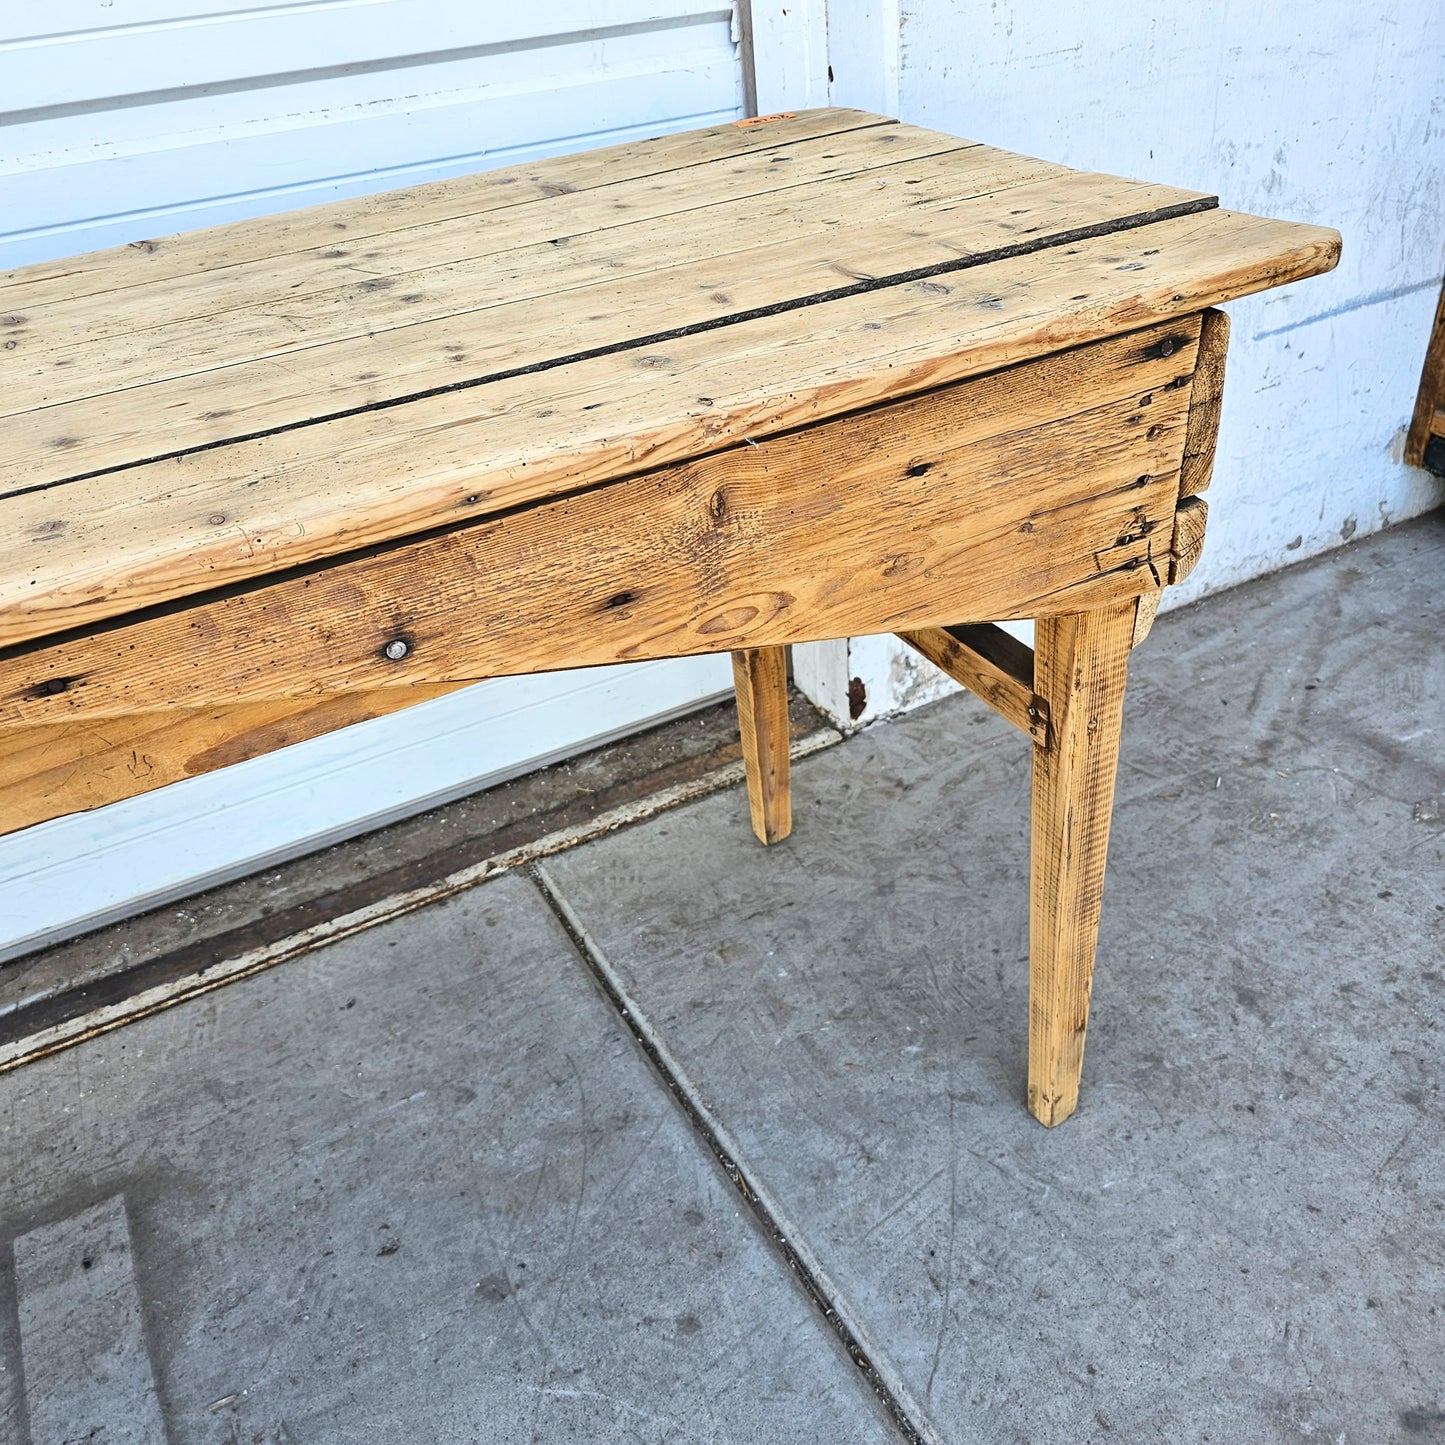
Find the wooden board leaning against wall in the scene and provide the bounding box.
[1406,280,1445,474]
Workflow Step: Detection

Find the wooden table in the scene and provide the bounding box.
[0,109,1338,1124]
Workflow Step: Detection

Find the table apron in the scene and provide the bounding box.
[0,315,1206,832]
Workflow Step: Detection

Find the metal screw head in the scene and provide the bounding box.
[383,639,409,661]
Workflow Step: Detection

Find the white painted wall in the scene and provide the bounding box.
[764,0,1445,726]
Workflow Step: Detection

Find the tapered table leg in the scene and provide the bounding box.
[731,646,792,845]
[1028,601,1136,1126]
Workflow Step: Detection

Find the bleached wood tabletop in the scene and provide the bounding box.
[0,108,1338,1122]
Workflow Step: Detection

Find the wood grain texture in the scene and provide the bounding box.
[1169,495,1209,584]
[0,685,464,833]
[896,623,1048,745]
[1405,281,1445,468]
[0,322,1197,731]
[731,646,791,844]
[1179,306,1230,498]
[1,110,896,307]
[3,167,1190,479]
[1028,600,1136,1127]
[1,209,1344,648]
[1130,588,1162,648]
[10,127,995,382]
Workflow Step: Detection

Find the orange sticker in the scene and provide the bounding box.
[734,112,796,128]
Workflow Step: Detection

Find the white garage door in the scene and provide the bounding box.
[0,1,747,958]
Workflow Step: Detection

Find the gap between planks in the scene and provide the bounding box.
[3,189,1216,487]
[12,125,987,364]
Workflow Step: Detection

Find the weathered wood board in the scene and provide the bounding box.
[1,110,898,307]
[731,646,792,846]
[1029,600,1137,1126]
[1405,280,1445,471]
[897,623,1048,745]
[0,686,466,834]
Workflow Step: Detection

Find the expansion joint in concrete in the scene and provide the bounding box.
[526,860,941,1445]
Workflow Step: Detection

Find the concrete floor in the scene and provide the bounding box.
[1,514,1441,1444]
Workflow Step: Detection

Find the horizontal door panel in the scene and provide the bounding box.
[0,67,741,267]
[0,655,733,959]
[0,2,726,109]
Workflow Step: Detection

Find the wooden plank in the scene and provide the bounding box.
[4,165,1186,468]
[0,213,1340,647]
[0,685,465,834]
[5,146,1060,424]
[1405,282,1445,468]
[1027,599,1136,1127]
[731,647,792,844]
[0,322,1197,727]
[1169,495,1209,584]
[895,623,1048,745]
[0,109,896,308]
[11,126,987,371]
[1179,306,1230,497]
